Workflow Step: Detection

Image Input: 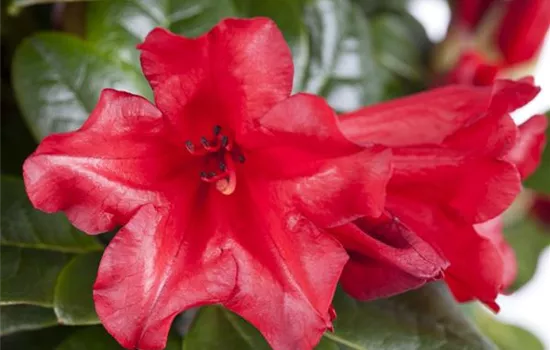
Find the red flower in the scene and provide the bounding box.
[496,0,550,65]
[338,77,540,310]
[532,196,550,228]
[23,18,394,350]
[473,114,548,293]
[445,51,500,86]
[506,114,548,179]
[453,0,497,29]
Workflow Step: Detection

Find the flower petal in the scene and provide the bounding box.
[331,215,447,300]
[288,147,392,227]
[389,147,521,223]
[506,114,548,179]
[242,93,367,178]
[474,217,517,291]
[94,182,348,350]
[23,89,183,233]
[387,194,504,310]
[138,18,293,138]
[338,78,539,147]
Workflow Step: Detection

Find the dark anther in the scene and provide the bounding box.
[209,172,217,178]
[185,140,194,151]
[213,125,222,135]
[200,137,209,147]
[221,135,228,148]
[200,171,207,178]
[219,161,227,171]
[238,154,246,163]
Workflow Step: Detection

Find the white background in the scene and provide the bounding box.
[408,0,550,347]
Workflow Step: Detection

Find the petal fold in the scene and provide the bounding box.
[23,89,182,233]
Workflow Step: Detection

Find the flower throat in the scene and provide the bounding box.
[185,125,245,195]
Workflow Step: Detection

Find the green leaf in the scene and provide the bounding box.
[323,283,496,350]
[1,176,103,253]
[54,326,183,350]
[302,0,429,112]
[86,0,237,71]
[53,253,102,325]
[12,32,150,140]
[505,215,550,290]
[184,283,496,349]
[472,305,544,350]
[55,326,121,350]
[7,0,97,16]
[0,111,36,176]
[183,306,270,350]
[524,114,550,194]
[1,246,68,306]
[0,305,58,335]
[0,326,72,350]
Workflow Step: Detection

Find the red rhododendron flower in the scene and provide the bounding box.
[533,196,550,228]
[339,77,540,310]
[23,18,397,350]
[445,50,501,86]
[473,114,548,292]
[453,0,498,29]
[496,0,550,65]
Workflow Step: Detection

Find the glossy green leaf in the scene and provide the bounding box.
[7,0,97,15]
[472,306,544,350]
[1,246,68,306]
[0,111,36,176]
[505,215,550,290]
[86,0,237,71]
[55,326,121,350]
[54,326,183,350]
[0,176,103,253]
[0,326,72,350]
[185,283,496,349]
[183,306,270,350]
[323,283,495,350]
[524,113,550,194]
[302,0,429,112]
[12,32,150,140]
[53,253,102,325]
[0,305,58,335]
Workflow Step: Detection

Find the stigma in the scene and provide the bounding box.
[185,125,245,195]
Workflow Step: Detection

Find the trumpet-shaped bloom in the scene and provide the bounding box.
[339,78,540,310]
[23,18,396,350]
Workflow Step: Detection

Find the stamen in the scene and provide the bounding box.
[220,135,228,148]
[185,140,194,152]
[219,161,227,171]
[200,137,209,148]
[213,125,222,135]
[237,154,246,163]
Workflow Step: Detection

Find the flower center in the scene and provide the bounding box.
[185,125,245,195]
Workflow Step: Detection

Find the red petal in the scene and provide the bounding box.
[474,217,518,291]
[285,147,391,227]
[496,0,550,64]
[242,94,393,225]
[94,182,348,350]
[240,93,363,171]
[331,215,447,300]
[454,0,496,29]
[138,19,293,138]
[387,195,504,309]
[506,114,548,179]
[444,51,500,86]
[389,147,521,223]
[23,89,183,234]
[338,78,539,148]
